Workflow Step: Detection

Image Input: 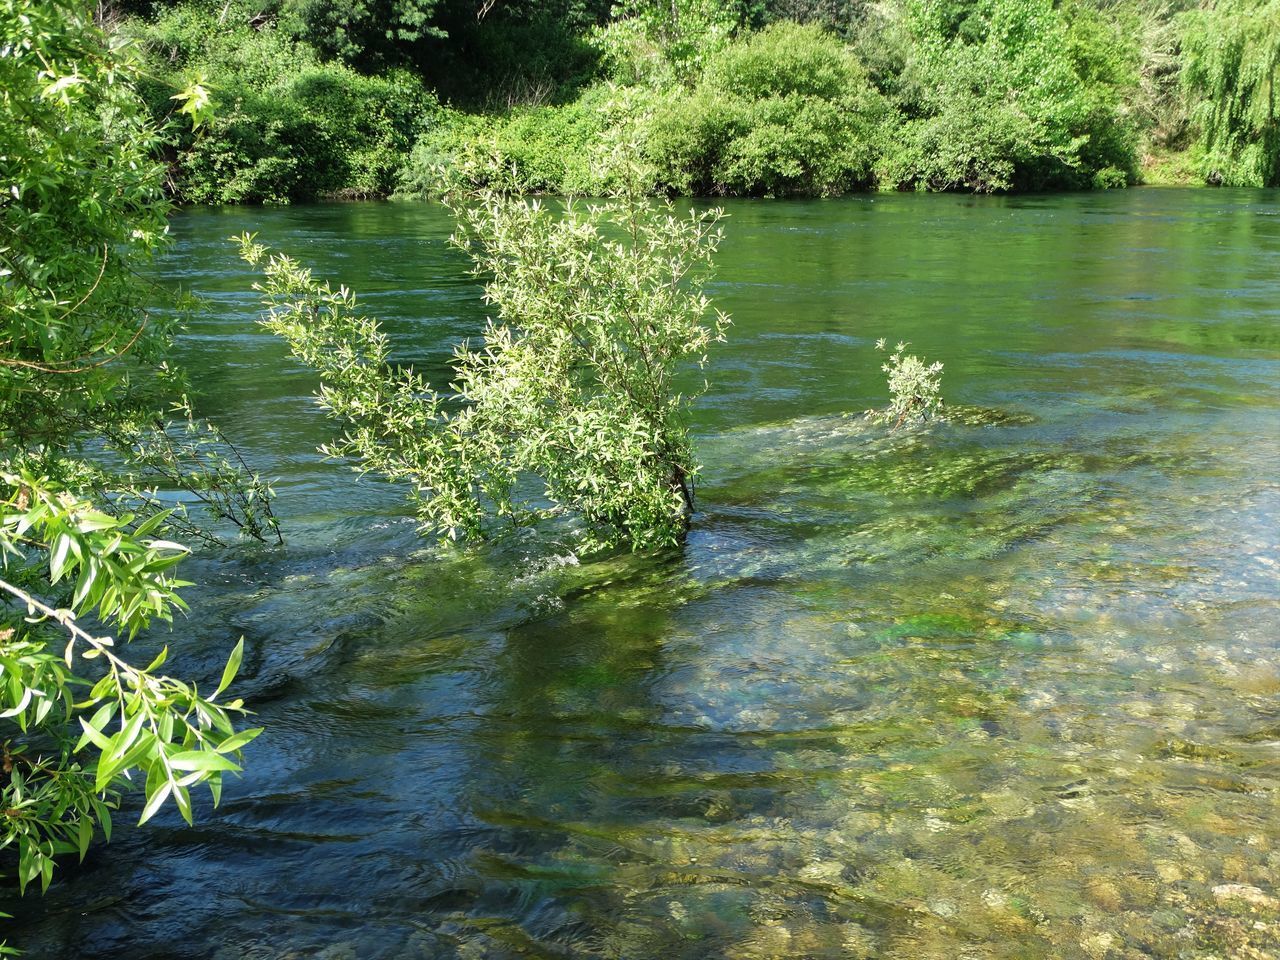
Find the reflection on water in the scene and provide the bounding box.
[5,189,1279,959]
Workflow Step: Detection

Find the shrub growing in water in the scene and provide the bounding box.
[242,148,729,551]
[866,339,945,427]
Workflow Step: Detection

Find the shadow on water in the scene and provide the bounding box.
[4,189,1279,959]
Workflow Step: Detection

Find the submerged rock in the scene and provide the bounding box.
[1212,884,1280,910]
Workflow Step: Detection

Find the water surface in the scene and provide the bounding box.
[7,189,1280,959]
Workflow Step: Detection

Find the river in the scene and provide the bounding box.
[6,188,1279,958]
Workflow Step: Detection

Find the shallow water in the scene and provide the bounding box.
[6,189,1279,959]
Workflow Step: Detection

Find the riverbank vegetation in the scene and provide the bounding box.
[117,0,1279,198]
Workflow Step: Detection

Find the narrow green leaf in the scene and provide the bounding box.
[77,716,113,752]
[76,816,92,861]
[137,782,171,825]
[107,710,145,762]
[145,646,168,672]
[214,638,245,698]
[168,750,241,773]
[173,785,193,826]
[214,727,263,754]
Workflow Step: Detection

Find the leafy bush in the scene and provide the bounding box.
[396,86,622,197]
[866,339,945,426]
[645,21,886,195]
[484,86,625,193]
[1180,0,1280,187]
[395,109,497,198]
[245,148,730,551]
[704,17,857,97]
[490,97,612,192]
[133,1,438,203]
[878,0,1140,192]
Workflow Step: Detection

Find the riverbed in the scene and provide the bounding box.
[7,188,1279,959]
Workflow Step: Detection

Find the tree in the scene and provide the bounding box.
[591,0,744,84]
[1,0,278,538]
[1,0,173,453]
[1181,0,1280,186]
[0,0,261,919]
[241,147,729,551]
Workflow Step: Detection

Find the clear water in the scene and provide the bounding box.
[6,189,1279,959]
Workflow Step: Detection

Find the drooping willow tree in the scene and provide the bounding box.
[1180,0,1280,186]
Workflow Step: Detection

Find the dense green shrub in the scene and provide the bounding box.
[486,87,618,193]
[133,2,438,203]
[706,16,854,96]
[395,109,495,198]
[645,22,886,195]
[490,109,604,192]
[879,0,1140,192]
[1180,0,1279,187]
[592,0,742,85]
[401,22,885,198]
